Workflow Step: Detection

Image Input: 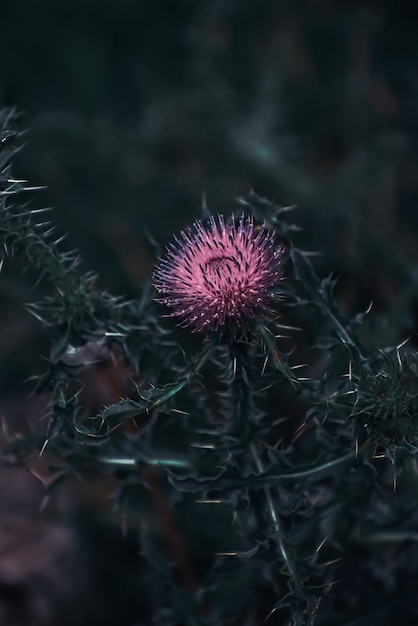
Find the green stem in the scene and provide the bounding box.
[355,531,418,544]
[229,344,304,596]
[249,442,302,592]
[171,448,358,492]
[98,455,191,469]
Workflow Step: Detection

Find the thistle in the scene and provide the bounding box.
[152,214,284,334]
[4,104,418,624]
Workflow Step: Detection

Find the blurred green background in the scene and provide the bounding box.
[1,1,418,623]
[2,0,418,392]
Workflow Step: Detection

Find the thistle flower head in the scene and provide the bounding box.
[153,214,284,334]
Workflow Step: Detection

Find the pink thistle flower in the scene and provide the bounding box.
[153,214,284,334]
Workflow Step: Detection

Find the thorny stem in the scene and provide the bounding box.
[249,441,303,593]
[290,248,365,358]
[258,323,303,393]
[74,339,217,438]
[229,344,305,598]
[171,447,358,492]
[141,338,216,410]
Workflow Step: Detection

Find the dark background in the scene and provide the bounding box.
[1,1,418,624]
[2,0,418,388]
